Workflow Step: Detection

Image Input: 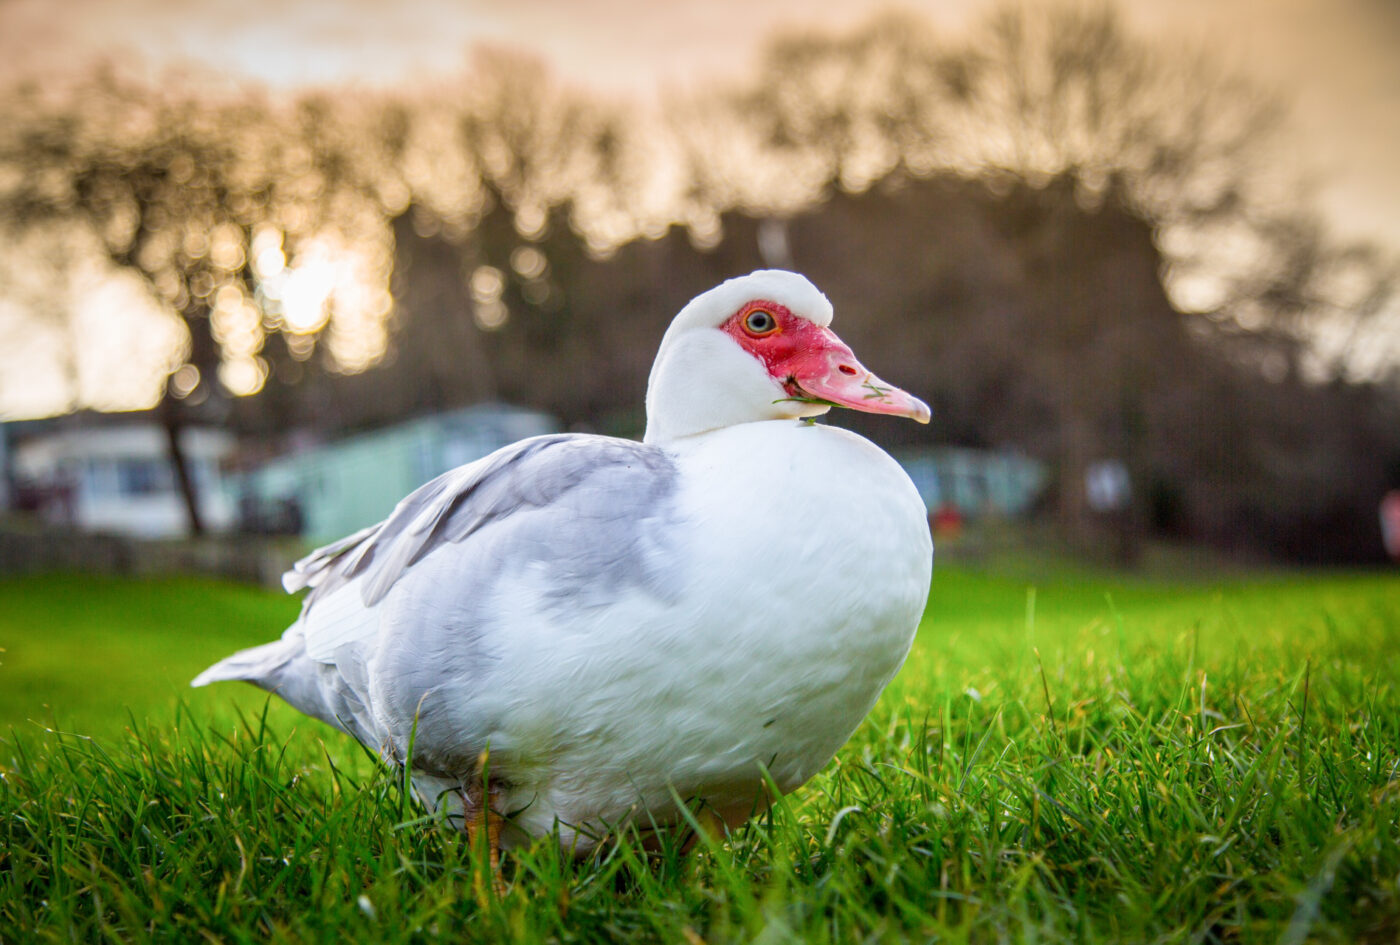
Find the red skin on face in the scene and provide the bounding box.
[719,300,931,423]
[719,300,855,397]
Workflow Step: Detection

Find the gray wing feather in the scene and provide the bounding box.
[283,523,381,593]
[194,432,682,769]
[285,433,680,658]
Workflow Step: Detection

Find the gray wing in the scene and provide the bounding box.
[195,432,683,767]
[284,433,681,660]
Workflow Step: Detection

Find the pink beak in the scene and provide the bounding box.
[784,328,931,424]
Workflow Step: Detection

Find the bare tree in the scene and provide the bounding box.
[722,5,1397,551]
[0,71,399,532]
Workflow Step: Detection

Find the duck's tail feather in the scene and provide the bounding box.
[190,638,299,688]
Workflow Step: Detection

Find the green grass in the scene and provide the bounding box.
[2,565,1398,942]
[0,573,302,734]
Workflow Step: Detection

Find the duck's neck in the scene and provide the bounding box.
[643,332,827,444]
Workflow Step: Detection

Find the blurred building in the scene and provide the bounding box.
[894,448,1046,519]
[8,421,237,537]
[2,408,1037,545]
[237,403,558,543]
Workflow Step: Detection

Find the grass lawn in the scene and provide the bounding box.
[1,563,1398,942]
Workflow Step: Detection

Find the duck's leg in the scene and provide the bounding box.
[681,804,729,854]
[460,783,506,898]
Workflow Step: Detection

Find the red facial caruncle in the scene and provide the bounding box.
[720,299,931,423]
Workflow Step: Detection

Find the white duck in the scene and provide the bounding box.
[194,270,933,856]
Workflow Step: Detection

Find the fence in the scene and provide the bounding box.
[0,517,300,588]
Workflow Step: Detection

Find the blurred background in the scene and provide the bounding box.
[2,0,1399,576]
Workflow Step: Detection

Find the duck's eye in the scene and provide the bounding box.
[744,309,777,335]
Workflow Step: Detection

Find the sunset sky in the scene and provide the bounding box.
[2,0,1397,252]
[1,0,1397,419]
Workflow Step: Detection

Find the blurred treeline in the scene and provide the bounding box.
[2,6,1397,562]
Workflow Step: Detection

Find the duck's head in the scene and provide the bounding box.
[644,270,930,444]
